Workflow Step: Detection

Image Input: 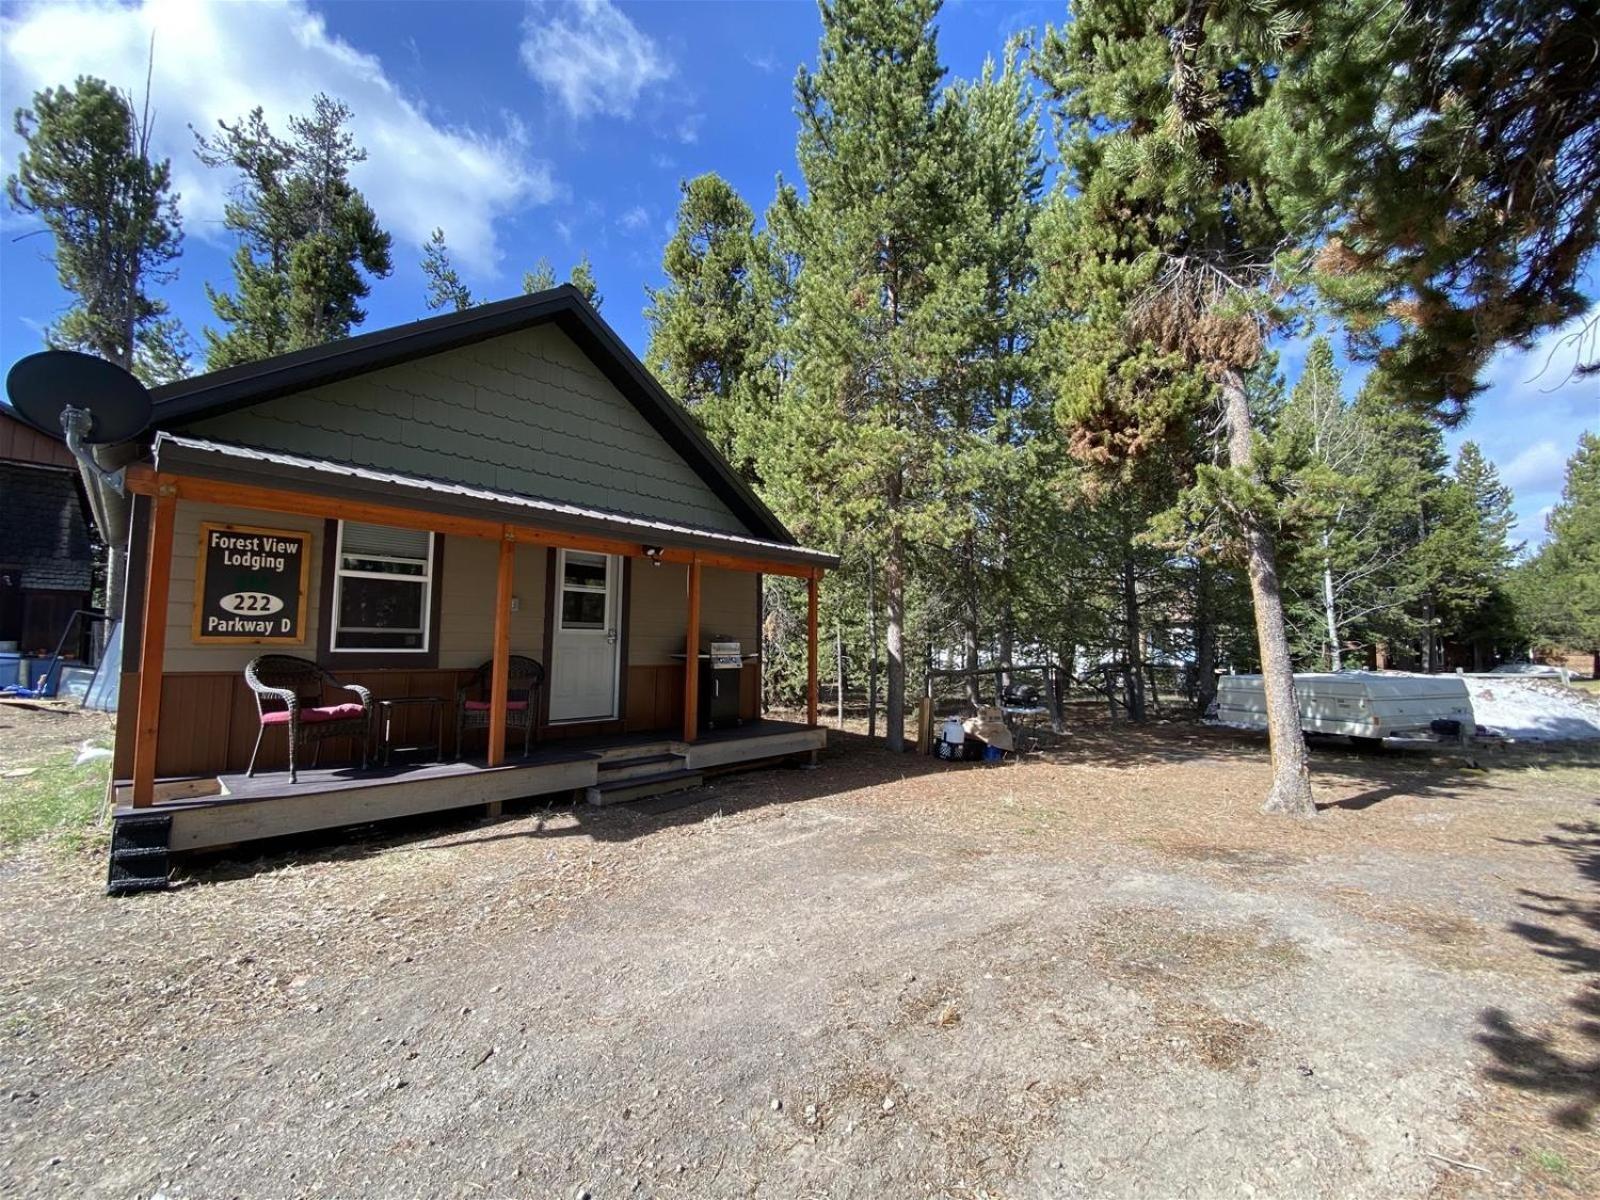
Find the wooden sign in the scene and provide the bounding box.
[193,522,311,644]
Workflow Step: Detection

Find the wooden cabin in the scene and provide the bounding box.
[0,408,95,667]
[108,287,834,864]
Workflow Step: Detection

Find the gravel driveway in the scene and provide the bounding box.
[2,716,1595,1198]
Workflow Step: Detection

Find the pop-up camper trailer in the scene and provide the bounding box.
[1215,672,1475,743]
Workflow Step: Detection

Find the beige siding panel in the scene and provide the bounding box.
[626,564,757,667]
[162,508,553,675]
[162,501,324,674]
[700,568,758,647]
[184,324,746,533]
[436,535,547,670]
[629,561,687,665]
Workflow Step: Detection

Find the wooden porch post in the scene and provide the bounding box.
[683,555,702,743]
[487,532,515,768]
[807,569,819,728]
[131,488,177,807]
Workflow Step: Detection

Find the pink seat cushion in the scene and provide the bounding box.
[260,703,366,726]
[463,700,529,711]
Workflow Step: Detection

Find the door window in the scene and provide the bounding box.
[559,551,610,630]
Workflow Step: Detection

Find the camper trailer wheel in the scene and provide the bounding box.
[1349,735,1384,753]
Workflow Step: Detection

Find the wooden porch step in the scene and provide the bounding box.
[107,812,173,896]
[597,752,685,782]
[585,767,703,807]
[592,740,676,764]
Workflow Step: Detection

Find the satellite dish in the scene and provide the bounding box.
[6,349,152,444]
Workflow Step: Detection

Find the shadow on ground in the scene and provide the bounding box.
[177,714,1598,884]
[1478,807,1600,1131]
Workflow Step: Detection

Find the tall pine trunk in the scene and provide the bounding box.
[1321,532,1342,672]
[866,557,879,739]
[1421,596,1436,673]
[998,604,1015,693]
[962,531,981,706]
[1121,536,1146,722]
[885,472,907,753]
[1194,558,1217,712]
[1221,368,1314,817]
[997,512,1014,694]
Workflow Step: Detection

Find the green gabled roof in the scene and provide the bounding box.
[149,286,794,546]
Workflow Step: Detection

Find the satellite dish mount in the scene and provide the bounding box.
[5,350,153,495]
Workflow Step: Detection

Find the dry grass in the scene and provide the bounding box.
[1088,906,1307,989]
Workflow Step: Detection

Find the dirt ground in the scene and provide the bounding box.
[1,706,1596,1199]
[0,701,113,772]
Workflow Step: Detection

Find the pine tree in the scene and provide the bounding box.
[646,173,765,467]
[197,94,392,368]
[1431,442,1520,667]
[521,252,601,307]
[938,47,1045,695]
[1035,0,1325,815]
[774,0,969,752]
[1271,338,1407,669]
[7,75,188,383]
[1348,382,1454,668]
[421,228,472,312]
[522,257,557,294]
[1515,434,1600,671]
[1302,0,1600,409]
[569,253,602,309]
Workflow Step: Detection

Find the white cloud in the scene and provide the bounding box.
[617,204,649,233]
[675,114,703,145]
[1443,309,1598,549]
[0,0,555,274]
[1511,504,1555,549]
[1499,439,1570,493]
[1478,307,1599,418]
[520,0,673,120]
[745,52,779,75]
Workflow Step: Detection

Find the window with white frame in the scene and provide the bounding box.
[330,521,434,652]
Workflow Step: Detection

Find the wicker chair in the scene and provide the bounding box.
[244,655,374,783]
[456,655,543,760]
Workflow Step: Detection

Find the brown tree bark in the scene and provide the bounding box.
[1121,532,1146,722]
[1194,558,1218,712]
[1221,369,1314,816]
[866,557,879,740]
[884,471,907,753]
[962,530,981,706]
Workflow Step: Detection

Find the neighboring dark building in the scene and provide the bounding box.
[0,407,95,658]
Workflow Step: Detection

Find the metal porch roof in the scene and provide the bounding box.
[151,433,838,570]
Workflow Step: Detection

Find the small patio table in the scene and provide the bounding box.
[375,696,446,767]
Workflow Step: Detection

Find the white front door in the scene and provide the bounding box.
[548,550,622,722]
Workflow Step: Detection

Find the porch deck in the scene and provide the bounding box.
[113,720,825,853]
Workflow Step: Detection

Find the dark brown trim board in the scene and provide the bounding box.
[539,546,557,730]
[617,555,633,727]
[121,493,150,665]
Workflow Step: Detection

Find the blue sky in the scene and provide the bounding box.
[2,0,1594,547]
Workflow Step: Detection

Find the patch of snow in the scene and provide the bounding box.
[1464,678,1600,742]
